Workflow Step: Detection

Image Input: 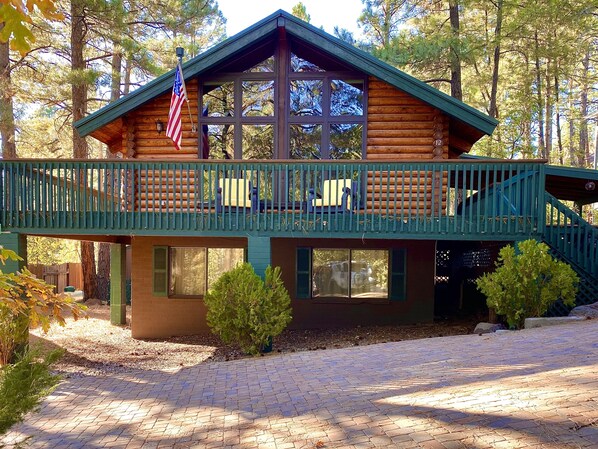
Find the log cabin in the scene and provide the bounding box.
[1,10,597,338]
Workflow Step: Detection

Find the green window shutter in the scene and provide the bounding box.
[296,247,311,299]
[389,248,407,301]
[153,246,168,297]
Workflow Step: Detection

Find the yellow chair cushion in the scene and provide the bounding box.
[219,178,252,208]
[312,179,352,210]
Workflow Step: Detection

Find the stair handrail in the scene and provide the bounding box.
[544,192,598,277]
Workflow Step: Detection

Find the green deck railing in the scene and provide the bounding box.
[544,193,598,277]
[0,159,545,238]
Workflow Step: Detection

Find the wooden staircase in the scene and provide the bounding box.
[543,193,598,315]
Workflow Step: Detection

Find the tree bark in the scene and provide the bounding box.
[488,0,503,119]
[579,49,590,166]
[448,0,462,100]
[97,49,123,302]
[71,0,88,159]
[545,66,553,163]
[554,73,564,165]
[0,23,17,158]
[81,240,98,300]
[568,78,577,166]
[534,32,545,158]
[71,0,97,300]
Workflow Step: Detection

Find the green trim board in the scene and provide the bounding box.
[296,247,311,299]
[74,10,497,139]
[152,246,168,296]
[110,243,127,325]
[389,248,407,301]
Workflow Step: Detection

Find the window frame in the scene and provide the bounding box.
[152,245,246,299]
[197,43,367,161]
[299,247,397,302]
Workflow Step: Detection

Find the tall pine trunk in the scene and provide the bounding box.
[97,50,123,302]
[448,0,462,100]
[488,0,503,119]
[534,32,546,158]
[71,0,97,300]
[580,50,590,167]
[0,24,17,158]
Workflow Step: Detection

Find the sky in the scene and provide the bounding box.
[216,0,365,39]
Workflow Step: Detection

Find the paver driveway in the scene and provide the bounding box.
[2,320,598,449]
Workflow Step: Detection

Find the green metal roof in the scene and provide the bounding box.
[75,10,498,138]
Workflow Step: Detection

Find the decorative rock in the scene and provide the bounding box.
[524,316,587,329]
[569,302,598,319]
[474,322,506,334]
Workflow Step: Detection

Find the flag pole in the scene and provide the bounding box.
[176,47,197,133]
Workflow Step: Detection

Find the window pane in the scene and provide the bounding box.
[330,124,362,160]
[312,249,350,297]
[290,80,323,116]
[291,54,325,72]
[290,124,321,159]
[203,82,234,117]
[207,248,245,289]
[207,124,234,159]
[242,124,274,159]
[242,80,274,116]
[351,250,388,298]
[169,248,206,296]
[331,80,364,116]
[244,56,275,72]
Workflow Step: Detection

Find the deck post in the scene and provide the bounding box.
[0,232,28,356]
[110,243,127,325]
[247,236,271,278]
[0,232,27,273]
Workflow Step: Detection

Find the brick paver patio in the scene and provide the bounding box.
[2,320,598,448]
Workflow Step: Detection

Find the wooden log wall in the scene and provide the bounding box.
[366,77,448,215]
[125,80,202,211]
[128,79,200,160]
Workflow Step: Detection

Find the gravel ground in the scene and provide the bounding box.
[30,305,477,376]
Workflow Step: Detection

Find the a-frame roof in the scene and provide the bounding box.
[74,10,498,139]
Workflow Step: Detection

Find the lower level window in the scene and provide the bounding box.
[168,247,244,297]
[312,249,388,298]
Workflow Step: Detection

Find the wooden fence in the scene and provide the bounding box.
[28,263,83,293]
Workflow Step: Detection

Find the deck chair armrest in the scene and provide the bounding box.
[308,188,316,212]
[251,186,258,213]
[216,187,223,213]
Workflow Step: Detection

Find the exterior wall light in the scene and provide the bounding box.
[156,120,164,134]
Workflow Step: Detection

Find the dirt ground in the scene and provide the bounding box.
[30,305,477,376]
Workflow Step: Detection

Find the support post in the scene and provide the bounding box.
[0,232,28,356]
[110,243,126,325]
[247,236,271,278]
[0,232,26,272]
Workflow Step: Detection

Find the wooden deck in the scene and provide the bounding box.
[1,159,546,239]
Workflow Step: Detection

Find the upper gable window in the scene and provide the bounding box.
[199,44,365,160]
[331,80,364,116]
[204,81,234,117]
[244,56,275,73]
[291,54,325,72]
[290,80,323,116]
[242,81,274,117]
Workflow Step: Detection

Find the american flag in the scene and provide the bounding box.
[166,64,187,150]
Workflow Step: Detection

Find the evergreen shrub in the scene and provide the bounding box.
[476,239,578,329]
[204,263,292,355]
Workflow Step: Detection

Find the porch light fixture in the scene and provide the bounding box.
[585,181,596,191]
[155,120,164,134]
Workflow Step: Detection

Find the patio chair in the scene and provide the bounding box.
[308,178,355,213]
[216,177,259,213]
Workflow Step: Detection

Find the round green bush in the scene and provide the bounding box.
[204,263,292,355]
[476,239,578,329]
